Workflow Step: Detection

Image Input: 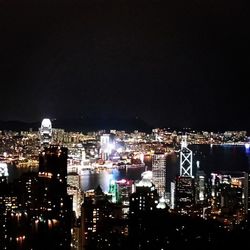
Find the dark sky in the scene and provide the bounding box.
[0,0,249,130]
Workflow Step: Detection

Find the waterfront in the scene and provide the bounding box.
[7,144,250,193]
[80,144,250,192]
[83,145,250,191]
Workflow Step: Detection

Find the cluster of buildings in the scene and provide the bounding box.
[0,146,72,249]
[0,119,250,249]
[0,124,248,168]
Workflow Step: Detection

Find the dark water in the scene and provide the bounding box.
[80,145,250,192]
[191,144,250,174]
[7,164,38,183]
[8,145,250,193]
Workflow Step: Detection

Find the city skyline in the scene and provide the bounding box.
[0,0,249,130]
[1,118,250,249]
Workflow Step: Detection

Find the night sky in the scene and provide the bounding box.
[0,0,249,130]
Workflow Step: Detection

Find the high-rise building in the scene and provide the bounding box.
[170,181,175,209]
[0,176,20,250]
[210,173,245,224]
[30,146,72,249]
[39,146,68,187]
[175,176,195,214]
[1,141,74,249]
[179,135,193,177]
[115,179,134,218]
[152,153,166,198]
[67,172,82,218]
[108,180,120,203]
[99,134,115,160]
[15,172,39,213]
[81,186,126,249]
[196,170,206,204]
[67,167,82,250]
[40,118,52,146]
[129,177,169,250]
[0,162,8,184]
[130,177,159,217]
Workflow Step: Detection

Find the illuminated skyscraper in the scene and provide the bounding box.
[67,172,82,250]
[180,135,193,177]
[176,139,195,213]
[108,180,119,203]
[210,172,245,223]
[0,162,8,184]
[130,178,158,216]
[67,172,82,218]
[0,171,20,249]
[129,177,164,249]
[0,170,10,249]
[152,153,166,198]
[40,118,52,146]
[1,147,72,249]
[81,186,125,249]
[196,169,206,204]
[99,134,115,160]
[175,176,195,213]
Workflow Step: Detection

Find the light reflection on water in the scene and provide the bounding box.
[80,167,146,192]
[80,145,250,192]
[7,145,250,193]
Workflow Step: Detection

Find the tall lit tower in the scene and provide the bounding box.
[152,153,166,198]
[180,135,193,177]
[100,134,114,160]
[0,162,8,183]
[40,118,52,146]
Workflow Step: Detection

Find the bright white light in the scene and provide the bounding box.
[107,143,115,152]
[159,197,166,203]
[136,176,152,187]
[40,118,52,145]
[117,147,123,153]
[110,180,115,185]
[0,162,8,176]
[156,197,167,209]
[140,153,144,163]
[116,179,127,184]
[141,171,152,180]
[181,135,188,148]
[245,143,250,149]
[196,160,200,169]
[41,118,52,128]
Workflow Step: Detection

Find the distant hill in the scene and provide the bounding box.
[0,117,153,133]
[1,119,249,134]
[52,116,153,132]
[0,120,40,132]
